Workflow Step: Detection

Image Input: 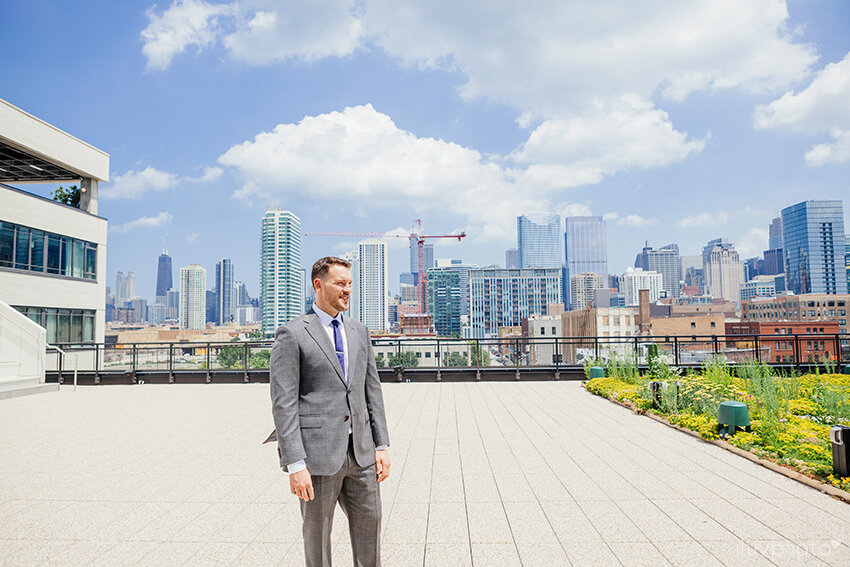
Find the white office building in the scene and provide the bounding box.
[358,239,388,332]
[261,208,303,335]
[0,98,109,395]
[341,250,361,324]
[179,264,206,330]
[703,238,745,303]
[620,267,663,306]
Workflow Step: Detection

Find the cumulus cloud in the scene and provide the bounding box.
[141,0,361,70]
[736,227,770,257]
[102,167,179,200]
[187,165,224,182]
[186,232,200,244]
[110,212,174,233]
[675,210,732,229]
[219,104,541,242]
[755,51,850,165]
[141,0,237,71]
[601,212,656,227]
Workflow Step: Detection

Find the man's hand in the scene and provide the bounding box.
[290,469,314,501]
[375,449,390,483]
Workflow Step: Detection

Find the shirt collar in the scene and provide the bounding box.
[312,303,342,327]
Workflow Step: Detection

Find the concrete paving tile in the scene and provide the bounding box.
[562,541,621,566]
[141,541,205,566]
[503,501,558,544]
[470,543,522,567]
[88,540,159,566]
[230,542,294,566]
[788,540,850,567]
[493,472,537,502]
[579,499,647,543]
[426,502,469,545]
[689,498,783,541]
[0,540,26,567]
[424,543,472,566]
[526,472,572,502]
[42,540,118,566]
[381,542,425,567]
[461,472,501,502]
[184,542,249,566]
[382,502,429,544]
[540,500,603,544]
[1,540,74,566]
[430,473,465,502]
[745,539,829,567]
[651,499,737,541]
[731,498,825,541]
[617,499,693,542]
[466,502,512,543]
[555,471,610,501]
[608,542,673,566]
[654,540,725,566]
[699,539,777,566]
[515,542,570,566]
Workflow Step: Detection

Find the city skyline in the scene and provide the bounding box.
[5,2,849,299]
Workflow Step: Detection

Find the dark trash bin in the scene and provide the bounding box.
[830,425,850,477]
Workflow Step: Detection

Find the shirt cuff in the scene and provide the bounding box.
[285,459,307,474]
[376,445,389,451]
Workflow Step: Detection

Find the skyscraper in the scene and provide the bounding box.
[261,208,304,335]
[427,267,462,337]
[215,258,235,325]
[619,267,664,306]
[769,217,783,251]
[564,216,608,309]
[341,250,361,324]
[468,268,562,338]
[115,271,135,304]
[505,248,520,269]
[570,272,605,311]
[781,200,848,295]
[517,213,561,269]
[155,252,172,303]
[358,239,388,332]
[702,238,745,302]
[179,264,206,330]
[634,242,681,298]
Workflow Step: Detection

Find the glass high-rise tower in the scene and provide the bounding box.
[358,239,388,332]
[155,252,172,302]
[564,216,608,309]
[215,258,235,325]
[517,213,561,269]
[261,208,304,335]
[781,200,847,295]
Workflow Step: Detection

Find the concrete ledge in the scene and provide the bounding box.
[588,384,850,504]
[0,382,59,400]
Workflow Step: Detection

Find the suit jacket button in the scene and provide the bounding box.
[347,388,351,395]
[344,415,350,421]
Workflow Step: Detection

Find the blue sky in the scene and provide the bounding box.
[2,0,849,301]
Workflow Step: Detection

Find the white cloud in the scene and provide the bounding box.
[805,128,850,166]
[736,227,770,257]
[219,104,540,243]
[754,51,850,165]
[110,212,174,233]
[187,165,224,182]
[675,210,732,229]
[512,96,706,189]
[141,0,237,71]
[141,0,361,70]
[102,167,180,200]
[601,211,656,227]
[186,232,200,244]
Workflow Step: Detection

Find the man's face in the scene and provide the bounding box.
[315,264,352,315]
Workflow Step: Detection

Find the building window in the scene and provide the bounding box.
[540,327,545,335]
[710,322,716,328]
[0,221,97,281]
[12,306,95,344]
[690,322,696,329]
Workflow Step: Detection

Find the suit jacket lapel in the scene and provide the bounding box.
[303,313,346,384]
[343,315,359,383]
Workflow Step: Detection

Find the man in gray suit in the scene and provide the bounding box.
[271,256,390,567]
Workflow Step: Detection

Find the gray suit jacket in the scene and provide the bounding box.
[270,311,390,476]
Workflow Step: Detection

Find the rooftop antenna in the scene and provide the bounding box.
[162,234,169,255]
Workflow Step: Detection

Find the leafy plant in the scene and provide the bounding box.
[51,185,81,207]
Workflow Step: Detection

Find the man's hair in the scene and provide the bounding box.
[311,256,351,286]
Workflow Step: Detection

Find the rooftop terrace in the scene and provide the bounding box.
[2,382,850,566]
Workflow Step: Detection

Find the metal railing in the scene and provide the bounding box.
[43,332,850,384]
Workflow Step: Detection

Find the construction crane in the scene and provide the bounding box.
[305,219,466,311]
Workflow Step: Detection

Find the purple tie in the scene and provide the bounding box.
[331,319,346,382]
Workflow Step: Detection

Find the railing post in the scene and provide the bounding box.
[794,334,801,370]
[435,338,441,381]
[95,344,100,383]
[594,336,599,362]
[244,343,249,383]
[168,343,174,383]
[206,343,211,383]
[673,336,679,366]
[58,347,63,384]
[754,334,760,363]
[132,343,137,380]
[713,335,719,356]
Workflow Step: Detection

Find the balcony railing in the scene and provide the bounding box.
[43,332,850,384]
